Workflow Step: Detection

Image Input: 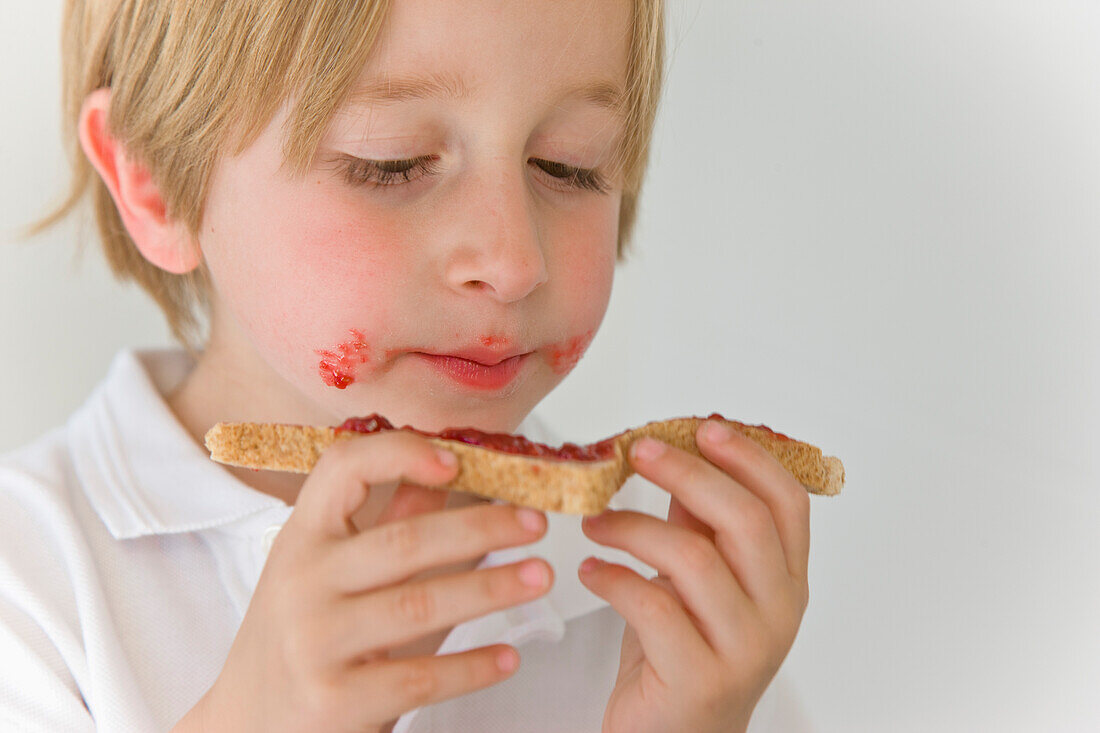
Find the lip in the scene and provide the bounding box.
[413,351,531,391]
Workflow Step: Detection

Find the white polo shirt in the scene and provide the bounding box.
[0,349,810,732]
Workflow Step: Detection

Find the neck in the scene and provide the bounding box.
[167,352,312,506]
[166,306,335,504]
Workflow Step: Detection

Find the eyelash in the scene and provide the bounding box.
[338,155,610,194]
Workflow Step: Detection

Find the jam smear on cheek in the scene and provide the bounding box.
[548,330,595,375]
[316,329,371,389]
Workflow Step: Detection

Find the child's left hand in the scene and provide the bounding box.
[579,419,811,733]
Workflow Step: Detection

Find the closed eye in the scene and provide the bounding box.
[339,155,440,187]
[531,159,610,193]
[336,155,610,194]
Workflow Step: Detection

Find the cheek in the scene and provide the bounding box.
[553,201,618,317]
[203,173,410,381]
[545,200,619,374]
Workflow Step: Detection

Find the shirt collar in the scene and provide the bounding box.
[69,349,286,540]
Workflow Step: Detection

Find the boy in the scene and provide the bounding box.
[4,0,812,730]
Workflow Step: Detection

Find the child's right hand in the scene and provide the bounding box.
[173,431,553,733]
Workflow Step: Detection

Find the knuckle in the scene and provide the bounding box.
[668,457,703,488]
[395,584,437,626]
[637,583,679,625]
[677,534,718,576]
[461,503,500,538]
[399,659,440,705]
[740,499,775,540]
[378,518,421,558]
[301,676,341,717]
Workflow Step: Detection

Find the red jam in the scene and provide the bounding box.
[547,330,595,376]
[336,414,617,461]
[316,329,371,390]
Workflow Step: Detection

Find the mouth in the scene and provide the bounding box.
[412,351,531,391]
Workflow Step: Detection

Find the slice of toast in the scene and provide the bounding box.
[204,417,844,515]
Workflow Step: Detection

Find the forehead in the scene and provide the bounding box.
[345,70,627,121]
[347,0,632,113]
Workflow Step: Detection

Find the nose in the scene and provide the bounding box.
[443,163,549,303]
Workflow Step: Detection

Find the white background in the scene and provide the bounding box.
[3,1,1098,731]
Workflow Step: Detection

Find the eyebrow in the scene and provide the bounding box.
[344,71,627,118]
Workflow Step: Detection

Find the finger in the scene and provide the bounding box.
[325,503,548,593]
[578,558,713,678]
[695,420,811,580]
[294,432,459,539]
[339,644,521,723]
[324,559,553,659]
[667,496,715,544]
[582,509,752,654]
[629,439,791,604]
[375,482,451,526]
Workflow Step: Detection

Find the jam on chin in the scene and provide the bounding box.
[336,414,617,461]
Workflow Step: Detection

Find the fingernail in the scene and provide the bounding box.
[497,647,519,673]
[632,437,665,461]
[581,511,607,529]
[435,448,457,467]
[516,507,545,532]
[519,560,548,588]
[579,557,601,575]
[702,420,734,444]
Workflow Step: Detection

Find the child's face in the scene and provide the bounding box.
[198,0,631,432]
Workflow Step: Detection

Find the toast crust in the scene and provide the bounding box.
[204,417,844,516]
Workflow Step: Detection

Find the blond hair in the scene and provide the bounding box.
[35,0,666,349]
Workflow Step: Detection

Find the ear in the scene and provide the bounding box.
[77,88,201,274]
